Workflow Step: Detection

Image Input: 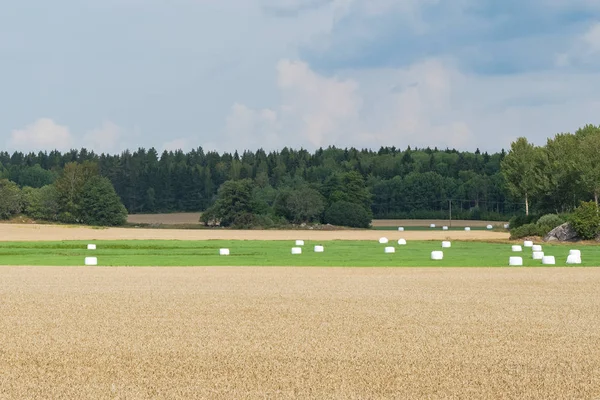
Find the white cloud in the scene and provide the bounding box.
[224,59,361,151]
[555,21,600,67]
[225,57,600,152]
[82,121,124,154]
[9,118,73,151]
[161,138,190,153]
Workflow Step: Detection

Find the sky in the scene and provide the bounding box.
[1,0,600,155]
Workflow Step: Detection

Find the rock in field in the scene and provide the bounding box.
[543,222,579,242]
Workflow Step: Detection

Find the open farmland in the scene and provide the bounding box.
[1,266,600,399]
[0,223,510,241]
[126,212,506,229]
[1,223,599,398]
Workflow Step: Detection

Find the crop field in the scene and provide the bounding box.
[0,239,598,267]
[1,223,600,399]
[126,212,506,229]
[1,265,600,399]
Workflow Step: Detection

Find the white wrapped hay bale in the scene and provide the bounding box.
[464,227,471,231]
[566,254,581,264]
[397,239,406,245]
[378,237,388,244]
[509,256,522,266]
[398,227,404,231]
[431,251,443,260]
[512,245,522,252]
[486,224,493,229]
[314,245,324,253]
[219,248,230,256]
[532,251,544,260]
[504,223,510,229]
[295,240,304,246]
[441,241,451,248]
[87,244,96,250]
[384,247,395,254]
[442,226,448,230]
[524,241,533,247]
[291,247,302,254]
[84,257,97,266]
[542,256,555,265]
[532,245,542,252]
[569,249,581,257]
[430,224,436,228]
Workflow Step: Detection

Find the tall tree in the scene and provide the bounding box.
[578,132,600,206]
[501,137,545,215]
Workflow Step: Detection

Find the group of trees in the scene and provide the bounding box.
[2,123,600,227]
[501,124,600,216]
[200,171,373,228]
[0,144,515,224]
[0,162,127,226]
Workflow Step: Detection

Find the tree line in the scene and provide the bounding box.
[0,145,514,222]
[1,123,599,227]
[501,124,600,216]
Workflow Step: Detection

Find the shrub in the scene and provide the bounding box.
[324,201,371,228]
[569,201,600,240]
[509,223,542,239]
[508,214,539,230]
[80,176,128,226]
[536,214,565,236]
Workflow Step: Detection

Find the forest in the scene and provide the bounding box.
[0,124,599,228]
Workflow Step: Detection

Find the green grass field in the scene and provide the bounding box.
[0,240,597,267]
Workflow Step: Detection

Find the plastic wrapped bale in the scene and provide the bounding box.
[542,256,555,265]
[509,257,522,266]
[85,257,98,266]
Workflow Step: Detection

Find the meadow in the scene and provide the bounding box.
[0,239,596,267]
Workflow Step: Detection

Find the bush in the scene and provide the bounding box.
[324,201,372,228]
[508,214,540,230]
[509,223,543,239]
[536,213,565,236]
[80,176,128,226]
[569,201,600,240]
[0,179,22,219]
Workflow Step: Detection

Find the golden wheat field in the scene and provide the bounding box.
[1,265,600,399]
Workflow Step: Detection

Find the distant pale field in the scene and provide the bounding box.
[0,223,509,241]
[1,266,599,399]
[126,213,506,227]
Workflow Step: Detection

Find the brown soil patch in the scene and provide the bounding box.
[0,223,509,241]
[127,213,202,225]
[372,219,507,227]
[126,213,507,228]
[1,266,599,399]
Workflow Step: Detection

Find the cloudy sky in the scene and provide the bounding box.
[2,0,600,155]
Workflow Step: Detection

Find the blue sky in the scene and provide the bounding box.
[1,0,600,154]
